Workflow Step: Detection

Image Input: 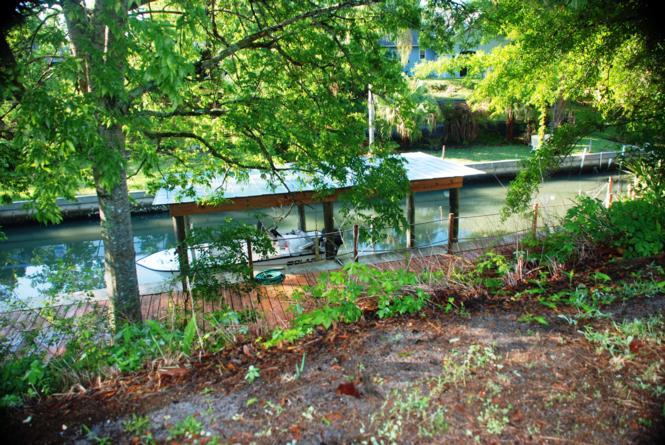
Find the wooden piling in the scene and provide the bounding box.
[246,239,254,278]
[607,176,614,207]
[323,201,335,259]
[406,192,415,248]
[447,212,455,253]
[297,204,306,231]
[532,202,539,236]
[353,224,359,262]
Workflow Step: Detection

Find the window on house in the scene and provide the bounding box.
[419,49,426,60]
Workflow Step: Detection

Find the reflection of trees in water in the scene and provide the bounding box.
[0,247,33,300]
[29,241,105,297]
[134,233,173,256]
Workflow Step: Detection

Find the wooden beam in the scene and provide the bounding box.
[409,177,463,193]
[169,190,341,217]
[406,192,415,248]
[297,204,306,231]
[449,187,460,243]
[167,176,465,217]
[323,201,335,259]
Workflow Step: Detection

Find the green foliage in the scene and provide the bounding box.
[0,307,251,404]
[608,199,665,258]
[167,415,203,441]
[245,365,260,384]
[185,219,275,298]
[418,0,665,214]
[265,263,430,348]
[465,250,511,292]
[527,196,665,263]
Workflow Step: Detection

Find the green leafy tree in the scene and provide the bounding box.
[416,0,665,213]
[0,0,435,324]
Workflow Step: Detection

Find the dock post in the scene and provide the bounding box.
[532,202,539,237]
[246,239,254,279]
[353,224,359,262]
[406,192,415,248]
[323,201,335,259]
[172,214,191,304]
[449,187,460,242]
[297,204,307,232]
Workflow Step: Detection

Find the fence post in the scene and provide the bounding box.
[607,176,614,207]
[314,234,320,260]
[353,224,359,262]
[447,212,455,253]
[531,202,539,237]
[246,239,254,278]
[627,183,632,200]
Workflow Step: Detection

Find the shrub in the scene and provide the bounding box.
[607,199,665,258]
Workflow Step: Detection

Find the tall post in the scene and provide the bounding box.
[532,202,539,236]
[172,215,191,300]
[447,212,455,253]
[246,239,254,278]
[323,201,336,259]
[441,144,446,159]
[406,192,415,248]
[353,224,359,262]
[607,176,614,207]
[449,187,460,242]
[297,204,307,232]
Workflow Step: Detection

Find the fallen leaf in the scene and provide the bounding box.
[289,424,302,440]
[157,367,189,379]
[242,344,255,357]
[336,382,361,398]
[629,338,643,354]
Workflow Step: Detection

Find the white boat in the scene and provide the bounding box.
[136,228,341,272]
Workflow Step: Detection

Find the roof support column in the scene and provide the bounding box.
[406,192,415,249]
[297,204,307,232]
[323,201,336,259]
[172,214,191,297]
[449,187,460,244]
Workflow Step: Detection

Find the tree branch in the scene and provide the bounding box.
[201,0,377,68]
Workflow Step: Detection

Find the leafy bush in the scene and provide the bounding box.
[529,196,664,262]
[265,263,430,348]
[607,199,665,258]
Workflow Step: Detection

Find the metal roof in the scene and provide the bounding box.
[153,151,484,206]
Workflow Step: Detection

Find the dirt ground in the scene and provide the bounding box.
[2,283,664,444]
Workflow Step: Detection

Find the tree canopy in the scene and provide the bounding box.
[415,0,665,212]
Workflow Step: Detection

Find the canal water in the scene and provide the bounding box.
[0,172,622,309]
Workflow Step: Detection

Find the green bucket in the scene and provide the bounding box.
[255,269,285,285]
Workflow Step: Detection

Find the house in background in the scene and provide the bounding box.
[379,30,438,75]
[380,30,502,78]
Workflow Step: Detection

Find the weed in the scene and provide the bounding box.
[167,415,203,440]
[245,365,260,383]
[294,352,307,379]
[123,414,151,436]
[518,313,549,326]
[478,401,511,435]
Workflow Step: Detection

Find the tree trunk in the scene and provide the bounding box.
[63,0,142,324]
[94,126,141,324]
[505,107,514,142]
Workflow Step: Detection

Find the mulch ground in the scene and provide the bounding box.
[2,256,664,444]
